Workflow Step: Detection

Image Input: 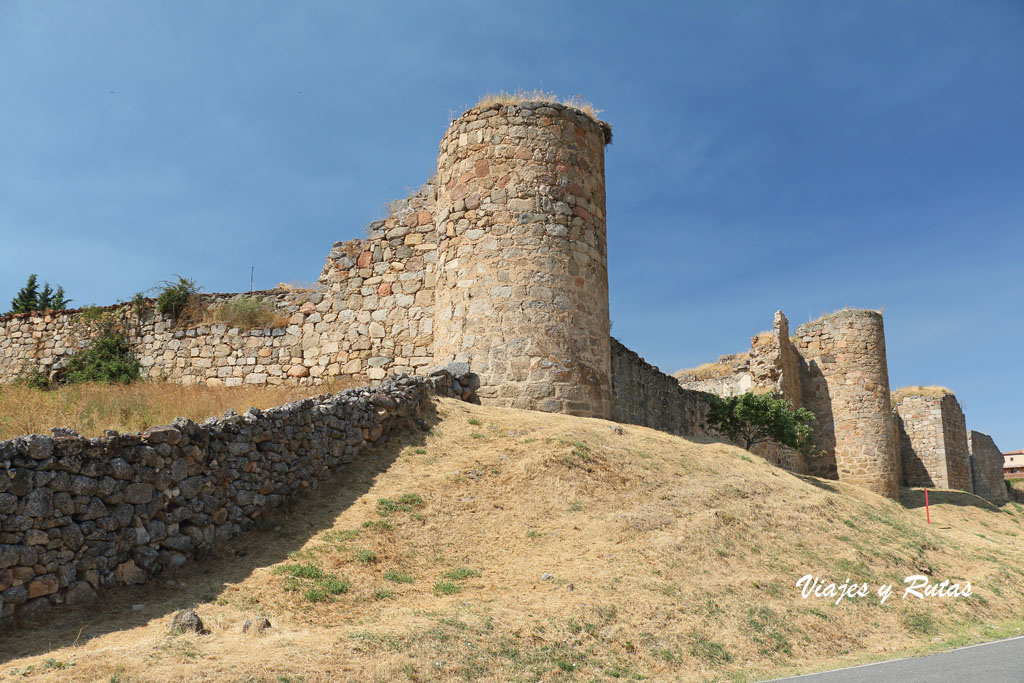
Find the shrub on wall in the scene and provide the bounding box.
[14,366,53,391]
[60,306,141,385]
[62,333,141,384]
[156,275,199,318]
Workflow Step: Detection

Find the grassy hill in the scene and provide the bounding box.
[3,397,1024,681]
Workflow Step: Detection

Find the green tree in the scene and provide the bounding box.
[49,286,71,310]
[10,274,40,313]
[703,392,817,455]
[8,274,72,313]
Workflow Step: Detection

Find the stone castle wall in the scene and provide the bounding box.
[2,99,1000,504]
[317,180,439,380]
[672,353,753,396]
[0,291,334,387]
[0,372,471,627]
[610,338,711,438]
[1,101,617,420]
[894,393,971,491]
[0,181,444,389]
[432,103,612,417]
[679,310,901,499]
[969,430,1007,503]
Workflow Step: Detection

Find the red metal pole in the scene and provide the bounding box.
[925,488,930,524]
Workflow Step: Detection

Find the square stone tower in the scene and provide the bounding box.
[893,391,971,492]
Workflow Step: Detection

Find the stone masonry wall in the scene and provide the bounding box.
[794,310,899,499]
[432,102,613,418]
[894,393,971,491]
[0,371,472,627]
[1,182,441,388]
[610,338,710,438]
[969,430,1008,503]
[0,291,340,387]
[317,180,438,379]
[750,312,804,409]
[673,353,753,396]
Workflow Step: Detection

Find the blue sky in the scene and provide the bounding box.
[1,2,1021,448]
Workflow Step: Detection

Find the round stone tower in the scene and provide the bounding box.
[432,101,613,417]
[795,309,900,499]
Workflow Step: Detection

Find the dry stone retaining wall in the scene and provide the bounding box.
[969,430,1008,503]
[0,371,473,628]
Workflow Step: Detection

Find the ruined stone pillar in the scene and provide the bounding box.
[433,101,613,417]
[795,310,900,499]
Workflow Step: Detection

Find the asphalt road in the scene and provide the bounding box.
[768,635,1024,682]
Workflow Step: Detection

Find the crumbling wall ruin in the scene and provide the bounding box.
[894,392,971,492]
[969,430,1008,503]
[677,308,1011,502]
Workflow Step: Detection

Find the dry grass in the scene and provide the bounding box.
[276,281,323,292]
[675,362,735,381]
[4,399,1024,681]
[891,385,954,403]
[475,89,602,120]
[805,307,885,326]
[0,380,360,440]
[181,296,291,331]
[752,330,774,347]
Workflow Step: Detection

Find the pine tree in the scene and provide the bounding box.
[7,275,71,314]
[10,274,40,313]
[38,283,54,310]
[50,286,70,310]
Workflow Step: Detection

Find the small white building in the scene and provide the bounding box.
[1003,449,1024,479]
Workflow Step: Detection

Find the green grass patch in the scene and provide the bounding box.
[355,549,378,564]
[442,567,481,581]
[746,606,792,657]
[434,581,463,596]
[273,562,349,602]
[903,610,938,635]
[689,631,733,664]
[376,493,425,516]
[383,570,414,584]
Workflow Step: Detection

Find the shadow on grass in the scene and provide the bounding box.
[0,404,442,661]
[899,487,1006,514]
[794,475,839,493]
